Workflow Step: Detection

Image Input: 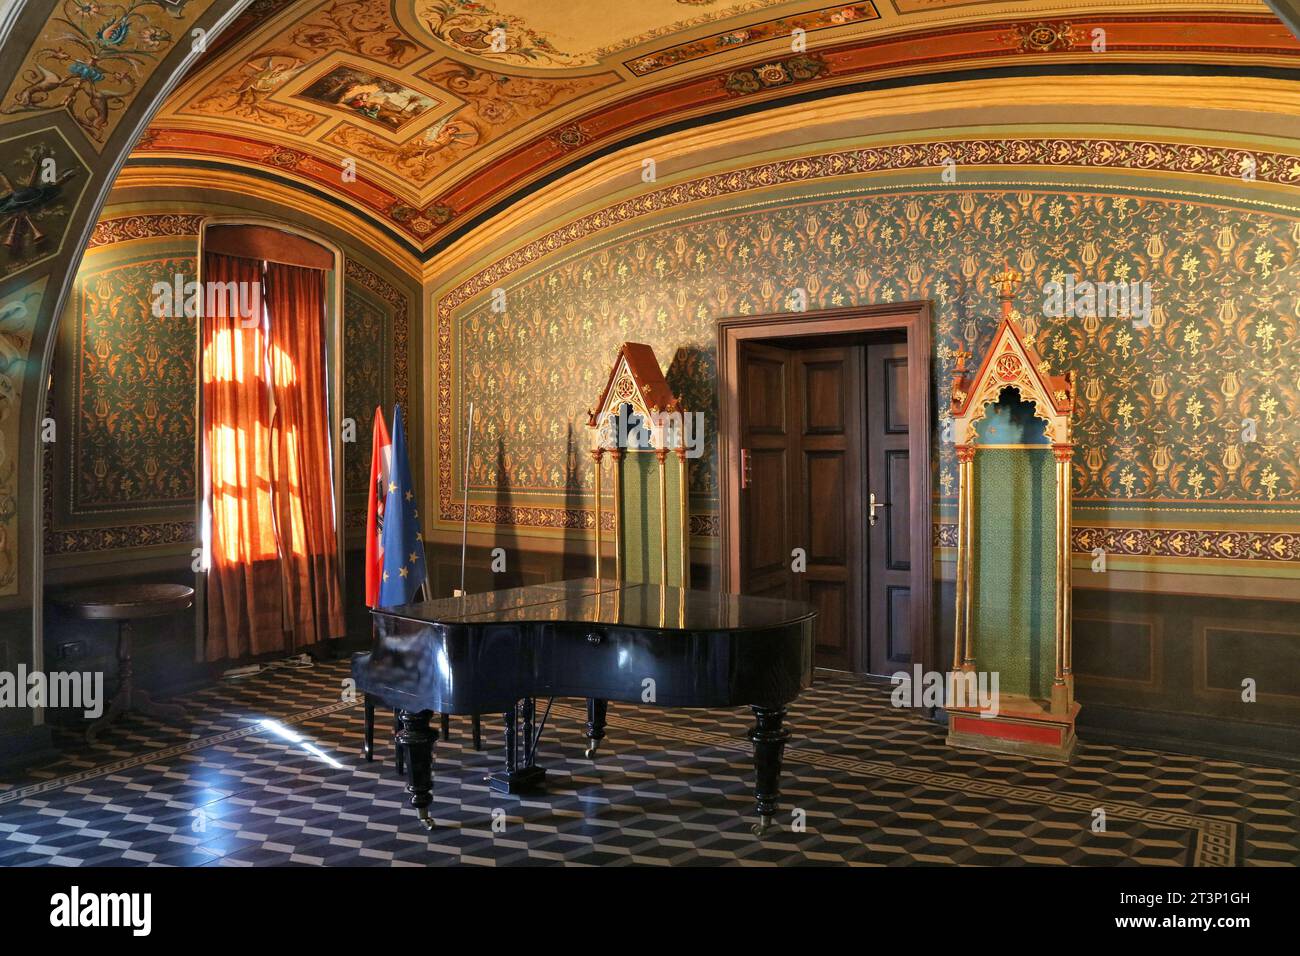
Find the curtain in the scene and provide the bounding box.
[203,252,283,659]
[202,252,345,660]
[263,260,345,647]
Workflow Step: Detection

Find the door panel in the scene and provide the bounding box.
[805,452,848,563]
[794,348,864,671]
[749,447,789,575]
[739,343,795,601]
[867,341,911,674]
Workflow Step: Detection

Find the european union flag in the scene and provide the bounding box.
[378,405,427,607]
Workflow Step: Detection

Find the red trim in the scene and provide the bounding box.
[951,714,1065,745]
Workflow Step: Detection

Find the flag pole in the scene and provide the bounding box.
[458,402,475,598]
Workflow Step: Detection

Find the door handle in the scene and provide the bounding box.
[869,492,890,527]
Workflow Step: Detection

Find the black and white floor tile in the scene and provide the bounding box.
[0,661,1296,866]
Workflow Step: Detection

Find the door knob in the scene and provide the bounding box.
[869,491,890,527]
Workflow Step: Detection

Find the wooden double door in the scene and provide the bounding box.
[738,337,912,674]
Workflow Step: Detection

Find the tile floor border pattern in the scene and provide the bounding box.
[548,703,1240,867]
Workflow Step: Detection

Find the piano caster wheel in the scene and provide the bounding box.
[416,806,435,831]
[751,815,775,837]
[584,741,599,759]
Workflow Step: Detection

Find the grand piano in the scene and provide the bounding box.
[354,578,815,835]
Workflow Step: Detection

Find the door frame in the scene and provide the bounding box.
[716,302,934,675]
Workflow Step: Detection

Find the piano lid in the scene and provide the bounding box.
[374,578,815,634]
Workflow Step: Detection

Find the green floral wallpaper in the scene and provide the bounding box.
[68,253,199,516]
[342,284,389,498]
[452,184,1300,537]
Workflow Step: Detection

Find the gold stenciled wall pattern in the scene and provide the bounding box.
[454,185,1300,527]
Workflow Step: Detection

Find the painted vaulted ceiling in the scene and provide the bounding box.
[127,0,1300,256]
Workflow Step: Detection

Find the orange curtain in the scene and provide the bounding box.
[263,260,345,647]
[203,252,282,659]
[202,253,345,660]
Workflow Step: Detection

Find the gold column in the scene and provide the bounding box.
[611,449,624,582]
[676,449,690,589]
[957,444,976,669]
[591,448,605,586]
[1055,443,1074,682]
[953,445,970,671]
[656,448,669,586]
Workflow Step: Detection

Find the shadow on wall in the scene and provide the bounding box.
[561,422,592,581]
[489,436,524,591]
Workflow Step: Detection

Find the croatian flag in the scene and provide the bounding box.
[364,406,392,609]
[378,405,428,607]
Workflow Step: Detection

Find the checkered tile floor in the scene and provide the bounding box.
[0,660,1295,866]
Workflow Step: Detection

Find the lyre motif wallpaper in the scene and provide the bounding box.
[67,252,200,517]
[448,180,1300,569]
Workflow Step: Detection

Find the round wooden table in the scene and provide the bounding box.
[53,583,194,742]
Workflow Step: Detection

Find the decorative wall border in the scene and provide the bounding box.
[87,213,205,247]
[934,521,1300,563]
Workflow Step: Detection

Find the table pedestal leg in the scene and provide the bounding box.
[85,620,183,743]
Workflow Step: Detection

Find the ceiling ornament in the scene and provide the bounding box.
[1,0,207,146]
[134,3,1300,251]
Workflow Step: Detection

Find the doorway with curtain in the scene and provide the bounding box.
[200,223,345,661]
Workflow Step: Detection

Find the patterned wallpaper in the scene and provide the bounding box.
[443,180,1300,569]
[67,252,199,517]
[45,215,411,556]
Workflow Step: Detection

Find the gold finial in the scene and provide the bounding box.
[991,266,1022,301]
[991,265,1022,320]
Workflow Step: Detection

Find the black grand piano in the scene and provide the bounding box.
[353,578,815,835]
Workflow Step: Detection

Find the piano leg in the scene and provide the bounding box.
[395,708,438,830]
[440,713,450,739]
[393,710,406,776]
[749,705,791,837]
[584,698,608,758]
[472,713,482,751]
[363,696,374,761]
